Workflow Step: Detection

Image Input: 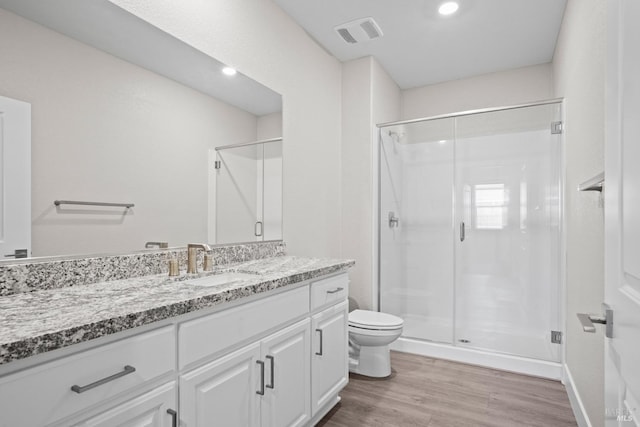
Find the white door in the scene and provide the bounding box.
[311,301,348,416]
[72,382,177,427]
[261,318,311,427]
[605,0,640,425]
[0,95,31,260]
[180,342,261,427]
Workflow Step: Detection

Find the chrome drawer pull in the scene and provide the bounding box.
[315,329,323,356]
[256,360,265,395]
[326,287,344,294]
[266,355,275,389]
[71,365,136,394]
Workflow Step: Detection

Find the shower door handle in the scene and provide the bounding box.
[460,222,465,242]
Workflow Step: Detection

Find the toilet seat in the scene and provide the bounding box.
[348,309,403,331]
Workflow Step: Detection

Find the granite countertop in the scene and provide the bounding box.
[0,256,354,366]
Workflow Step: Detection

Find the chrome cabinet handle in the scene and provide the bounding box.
[460,222,465,242]
[254,221,263,237]
[266,355,275,389]
[167,409,177,427]
[71,365,136,393]
[326,287,344,294]
[315,328,323,356]
[256,360,265,395]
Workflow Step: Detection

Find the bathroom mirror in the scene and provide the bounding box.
[0,0,283,259]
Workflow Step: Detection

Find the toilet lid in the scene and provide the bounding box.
[349,310,404,329]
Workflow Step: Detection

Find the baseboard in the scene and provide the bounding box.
[564,364,592,427]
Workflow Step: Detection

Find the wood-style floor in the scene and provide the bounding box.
[318,351,577,427]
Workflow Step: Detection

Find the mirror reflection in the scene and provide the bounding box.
[212,138,283,245]
[0,0,283,259]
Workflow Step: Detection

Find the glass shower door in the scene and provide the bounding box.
[379,118,456,344]
[215,143,264,243]
[453,104,562,361]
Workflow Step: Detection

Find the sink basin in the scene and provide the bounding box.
[184,272,258,287]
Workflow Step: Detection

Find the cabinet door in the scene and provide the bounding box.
[311,301,348,415]
[180,342,261,427]
[71,382,177,427]
[260,318,311,427]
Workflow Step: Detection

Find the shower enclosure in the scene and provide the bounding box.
[212,137,283,244]
[378,101,562,374]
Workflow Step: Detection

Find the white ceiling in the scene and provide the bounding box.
[273,0,567,89]
[0,0,282,116]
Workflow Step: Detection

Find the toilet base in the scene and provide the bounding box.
[349,344,391,378]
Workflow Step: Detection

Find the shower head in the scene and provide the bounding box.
[387,130,405,143]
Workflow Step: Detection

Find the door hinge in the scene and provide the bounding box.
[551,330,563,344]
[551,121,563,134]
[214,160,221,169]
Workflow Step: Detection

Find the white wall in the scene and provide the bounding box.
[342,58,374,309]
[553,0,606,425]
[0,8,257,256]
[110,0,343,258]
[257,112,283,141]
[402,63,554,120]
[342,57,400,310]
[371,59,402,308]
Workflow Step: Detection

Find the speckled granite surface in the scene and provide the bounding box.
[0,256,354,365]
[0,241,285,297]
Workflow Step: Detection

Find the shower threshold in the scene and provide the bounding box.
[391,337,563,380]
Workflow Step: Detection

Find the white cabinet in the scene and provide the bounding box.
[71,382,177,427]
[180,342,261,427]
[0,326,175,427]
[261,319,311,427]
[180,318,311,427]
[311,300,348,416]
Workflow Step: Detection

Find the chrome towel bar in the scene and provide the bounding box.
[54,200,134,208]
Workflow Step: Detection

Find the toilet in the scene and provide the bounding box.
[348,309,404,378]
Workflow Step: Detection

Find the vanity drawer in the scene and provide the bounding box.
[310,273,349,311]
[179,285,309,369]
[0,326,175,427]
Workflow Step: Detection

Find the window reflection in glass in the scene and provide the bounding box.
[474,183,508,229]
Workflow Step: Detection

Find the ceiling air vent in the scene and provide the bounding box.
[334,17,383,44]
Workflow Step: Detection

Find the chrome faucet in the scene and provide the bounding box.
[187,243,212,274]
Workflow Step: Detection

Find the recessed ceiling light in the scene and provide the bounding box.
[438,1,459,16]
[222,67,237,76]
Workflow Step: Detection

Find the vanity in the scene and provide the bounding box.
[0,245,353,427]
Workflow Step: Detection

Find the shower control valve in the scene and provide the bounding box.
[388,212,399,228]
